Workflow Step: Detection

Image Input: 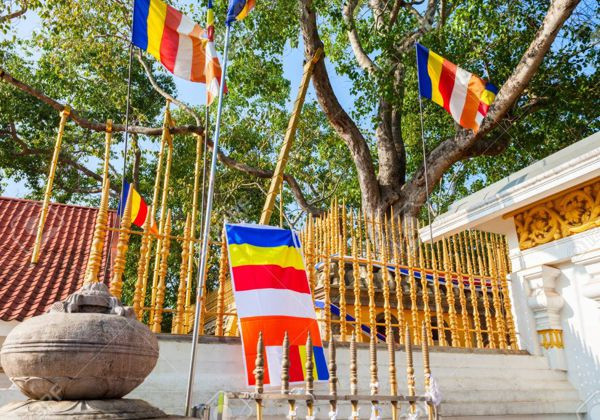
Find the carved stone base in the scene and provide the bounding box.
[0,398,178,419]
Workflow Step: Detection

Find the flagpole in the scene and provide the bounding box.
[184,24,232,416]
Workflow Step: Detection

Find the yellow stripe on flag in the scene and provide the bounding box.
[130,188,142,223]
[298,345,318,379]
[480,89,496,105]
[146,0,167,61]
[427,50,444,107]
[228,244,305,270]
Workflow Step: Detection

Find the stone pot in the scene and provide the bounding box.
[0,283,159,401]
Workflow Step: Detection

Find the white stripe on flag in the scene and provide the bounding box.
[475,112,484,127]
[265,346,283,387]
[234,289,316,319]
[449,67,471,123]
[177,14,196,35]
[173,35,193,79]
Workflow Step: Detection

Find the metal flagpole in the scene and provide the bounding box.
[184,24,232,416]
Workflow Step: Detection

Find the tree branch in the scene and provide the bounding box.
[0,1,27,23]
[343,0,379,75]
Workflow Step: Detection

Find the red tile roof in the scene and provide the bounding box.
[0,197,116,321]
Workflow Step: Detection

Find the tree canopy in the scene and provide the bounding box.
[0,0,598,228]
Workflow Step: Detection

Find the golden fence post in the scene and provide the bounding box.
[429,237,445,346]
[391,214,406,345]
[499,236,518,348]
[134,207,154,320]
[349,332,359,420]
[150,137,173,324]
[405,218,419,345]
[463,231,483,348]
[305,332,314,418]
[84,179,110,284]
[173,214,192,334]
[323,211,332,341]
[405,325,416,414]
[281,332,296,420]
[197,241,212,336]
[451,235,470,348]
[351,211,362,343]
[216,229,228,336]
[101,120,113,182]
[366,212,376,342]
[254,332,264,420]
[110,189,133,298]
[388,329,398,420]
[489,233,507,349]
[380,214,393,349]
[31,107,71,264]
[328,335,338,418]
[477,231,495,348]
[441,236,459,347]
[307,216,316,296]
[338,204,348,341]
[422,322,435,420]
[416,222,433,346]
[369,334,379,418]
[152,210,172,333]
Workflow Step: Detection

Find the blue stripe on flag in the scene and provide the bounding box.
[226,0,246,25]
[225,224,301,248]
[416,43,432,99]
[132,0,150,50]
[485,81,498,95]
[313,346,329,380]
[117,181,131,217]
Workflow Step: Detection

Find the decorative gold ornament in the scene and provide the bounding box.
[538,329,564,349]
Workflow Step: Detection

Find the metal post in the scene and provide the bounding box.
[184,24,232,416]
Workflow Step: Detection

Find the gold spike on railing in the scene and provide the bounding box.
[254,331,264,420]
[416,222,433,346]
[489,233,507,349]
[328,335,337,418]
[388,329,398,420]
[391,214,405,345]
[451,235,470,348]
[338,204,348,341]
[84,178,110,285]
[365,212,376,342]
[369,334,380,418]
[323,213,332,341]
[134,206,154,319]
[441,236,459,347]
[429,237,445,346]
[307,216,316,295]
[499,236,518,348]
[351,211,362,342]
[380,214,393,350]
[477,231,495,348]
[281,332,296,420]
[463,230,483,348]
[101,120,113,182]
[173,214,192,334]
[152,210,171,333]
[406,325,416,414]
[31,107,70,264]
[110,188,133,298]
[405,218,419,345]
[305,331,314,418]
[350,332,359,420]
[422,322,435,420]
[216,229,228,336]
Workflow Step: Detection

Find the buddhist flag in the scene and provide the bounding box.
[118,182,158,235]
[205,0,226,105]
[225,223,328,386]
[226,0,255,25]
[132,0,208,82]
[416,43,498,132]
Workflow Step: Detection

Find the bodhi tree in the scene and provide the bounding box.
[0,0,598,221]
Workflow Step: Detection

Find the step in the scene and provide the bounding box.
[440,399,583,417]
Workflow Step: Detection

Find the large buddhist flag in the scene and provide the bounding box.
[416,43,498,132]
[132,0,208,82]
[225,223,328,386]
[226,0,255,25]
[118,181,158,235]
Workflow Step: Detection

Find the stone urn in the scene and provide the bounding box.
[0,282,159,401]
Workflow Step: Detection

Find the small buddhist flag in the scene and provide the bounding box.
[416,43,498,132]
[226,0,255,25]
[205,0,226,105]
[225,223,328,386]
[118,181,158,235]
[132,0,208,82]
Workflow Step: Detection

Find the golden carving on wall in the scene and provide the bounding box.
[512,178,600,250]
[538,329,564,350]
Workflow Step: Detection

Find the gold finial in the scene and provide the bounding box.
[84,179,110,285]
[405,325,416,414]
[388,330,398,420]
[216,228,229,336]
[254,331,264,420]
[281,331,290,394]
[152,210,172,333]
[422,321,435,420]
[133,206,153,319]
[110,187,133,298]
[173,213,192,333]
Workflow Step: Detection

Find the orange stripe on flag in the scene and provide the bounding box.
[460,75,486,131]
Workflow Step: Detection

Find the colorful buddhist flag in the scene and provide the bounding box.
[226,0,255,25]
[205,0,225,105]
[225,223,328,386]
[416,43,498,132]
[118,181,158,235]
[132,0,208,82]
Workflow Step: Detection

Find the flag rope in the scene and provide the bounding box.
[184,24,232,416]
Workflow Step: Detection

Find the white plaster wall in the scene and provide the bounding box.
[556,262,600,418]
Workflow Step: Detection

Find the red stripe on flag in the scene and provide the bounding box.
[288,345,304,382]
[132,201,148,227]
[478,102,489,115]
[160,5,182,73]
[439,59,457,113]
[232,265,311,294]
